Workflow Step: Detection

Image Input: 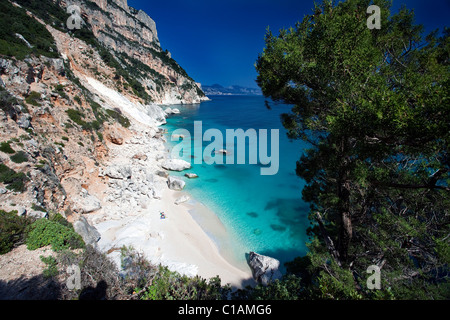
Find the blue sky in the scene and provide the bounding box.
[128,0,449,88]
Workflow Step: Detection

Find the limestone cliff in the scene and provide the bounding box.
[0,0,221,296]
[0,0,204,227]
[63,0,208,104]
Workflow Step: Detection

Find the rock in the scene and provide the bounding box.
[174,195,190,205]
[107,132,123,145]
[27,210,48,219]
[73,216,101,247]
[10,73,30,95]
[215,149,228,155]
[132,153,147,161]
[146,104,166,124]
[167,176,185,191]
[26,67,35,84]
[247,251,282,286]
[270,224,286,232]
[156,170,169,178]
[184,173,198,179]
[162,159,191,171]
[15,33,33,49]
[152,183,163,199]
[0,188,7,195]
[0,59,10,73]
[171,134,184,140]
[72,189,102,214]
[17,115,31,129]
[144,172,154,183]
[247,212,258,218]
[51,58,65,76]
[25,139,40,158]
[103,165,132,179]
[136,9,158,39]
[164,107,180,115]
[17,207,27,216]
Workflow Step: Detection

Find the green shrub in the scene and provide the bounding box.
[90,101,107,124]
[40,255,58,278]
[31,203,46,212]
[54,84,68,99]
[98,48,151,103]
[26,218,85,252]
[0,163,28,192]
[66,109,100,131]
[0,1,59,60]
[0,142,15,154]
[64,122,74,129]
[89,120,101,131]
[57,245,125,300]
[10,151,28,163]
[0,88,19,119]
[232,275,304,300]
[0,209,32,254]
[48,212,72,229]
[106,109,130,128]
[138,265,230,300]
[25,91,41,106]
[66,109,85,126]
[120,246,157,292]
[6,173,27,192]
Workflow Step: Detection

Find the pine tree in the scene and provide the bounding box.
[256,0,449,299]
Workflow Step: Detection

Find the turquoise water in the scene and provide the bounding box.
[163,96,310,272]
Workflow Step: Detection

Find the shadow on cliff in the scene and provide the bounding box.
[79,280,108,300]
[0,275,110,300]
[0,274,62,300]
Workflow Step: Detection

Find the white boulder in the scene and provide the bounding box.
[73,216,101,247]
[174,195,190,205]
[247,251,282,286]
[162,159,191,171]
[102,165,132,179]
[167,176,185,191]
[146,104,167,124]
[72,189,102,214]
[165,107,180,115]
[27,210,48,219]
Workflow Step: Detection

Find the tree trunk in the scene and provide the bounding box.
[315,212,342,267]
[338,210,352,262]
[337,172,352,264]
